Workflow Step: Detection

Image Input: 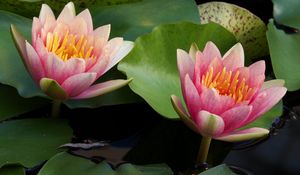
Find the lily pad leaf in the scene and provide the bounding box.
[0,118,72,167]
[0,84,49,121]
[0,164,25,175]
[118,22,236,119]
[272,0,300,30]
[200,164,237,175]
[198,2,268,61]
[38,152,173,175]
[267,20,300,91]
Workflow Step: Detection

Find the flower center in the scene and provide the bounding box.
[201,67,254,103]
[45,31,96,61]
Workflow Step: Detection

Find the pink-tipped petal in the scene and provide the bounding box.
[177,49,194,84]
[246,86,287,125]
[25,41,45,82]
[45,53,65,83]
[216,127,269,142]
[261,79,285,90]
[171,95,200,133]
[103,41,134,74]
[61,72,97,97]
[248,60,265,87]
[69,17,88,36]
[94,24,111,41]
[39,4,55,25]
[57,2,75,24]
[221,105,252,133]
[87,55,110,78]
[32,17,42,47]
[61,58,86,82]
[202,41,221,61]
[222,43,244,71]
[72,78,132,99]
[200,86,235,115]
[40,78,67,100]
[184,75,201,118]
[77,9,93,32]
[195,110,225,137]
[34,37,48,66]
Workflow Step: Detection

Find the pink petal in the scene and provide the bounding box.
[25,41,45,82]
[69,17,88,36]
[45,53,65,83]
[177,49,194,85]
[77,9,93,33]
[53,22,69,37]
[216,127,269,142]
[94,24,111,41]
[184,75,201,118]
[221,105,252,133]
[222,43,244,71]
[39,4,55,25]
[171,95,200,133]
[245,86,287,125]
[195,110,225,137]
[248,60,265,87]
[202,41,221,62]
[61,58,86,82]
[32,17,42,47]
[57,2,75,24]
[194,51,202,91]
[61,72,97,97]
[72,78,132,99]
[103,41,134,74]
[261,79,285,90]
[200,86,235,115]
[34,37,48,67]
[86,55,110,78]
[40,15,56,42]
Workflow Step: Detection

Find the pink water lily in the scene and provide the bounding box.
[11,2,133,100]
[171,42,287,142]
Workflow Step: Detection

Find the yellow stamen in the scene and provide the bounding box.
[44,31,96,61]
[201,66,253,103]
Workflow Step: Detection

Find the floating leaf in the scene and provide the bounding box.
[38,152,173,175]
[198,2,268,61]
[118,22,236,119]
[200,164,237,175]
[0,119,72,167]
[0,164,25,175]
[267,20,300,91]
[272,0,300,30]
[0,84,49,121]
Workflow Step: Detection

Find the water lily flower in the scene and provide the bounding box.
[171,42,287,142]
[11,2,133,100]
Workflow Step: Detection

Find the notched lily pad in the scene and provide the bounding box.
[38,152,173,175]
[198,2,268,61]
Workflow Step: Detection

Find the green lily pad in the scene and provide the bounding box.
[272,0,300,30]
[0,118,72,167]
[0,84,49,121]
[200,164,237,175]
[38,152,173,175]
[267,20,300,91]
[118,22,236,119]
[2,0,199,109]
[198,2,268,61]
[0,164,25,175]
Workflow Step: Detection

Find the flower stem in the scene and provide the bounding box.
[196,136,212,164]
[51,100,62,118]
